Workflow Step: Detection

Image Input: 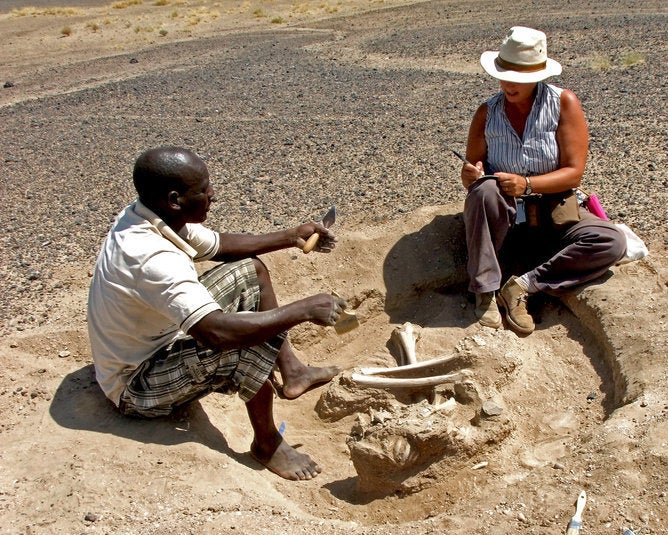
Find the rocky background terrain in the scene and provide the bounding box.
[0,0,666,533]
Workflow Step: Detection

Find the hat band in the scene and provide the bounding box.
[495,56,547,73]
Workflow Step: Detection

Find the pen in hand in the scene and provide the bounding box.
[452,150,484,177]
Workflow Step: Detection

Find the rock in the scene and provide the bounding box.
[481,400,503,417]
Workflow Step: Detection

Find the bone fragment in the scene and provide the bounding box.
[359,354,459,377]
[431,397,457,414]
[351,370,470,389]
[390,322,419,365]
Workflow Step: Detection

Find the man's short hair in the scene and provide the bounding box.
[132,147,205,205]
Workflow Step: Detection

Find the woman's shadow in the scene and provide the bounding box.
[382,210,469,327]
[49,364,249,467]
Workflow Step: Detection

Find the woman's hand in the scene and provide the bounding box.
[496,172,528,197]
[461,161,485,189]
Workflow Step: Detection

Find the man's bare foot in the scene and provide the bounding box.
[281,365,339,399]
[250,438,322,480]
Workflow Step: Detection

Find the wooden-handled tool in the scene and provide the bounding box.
[565,490,587,534]
[303,205,336,254]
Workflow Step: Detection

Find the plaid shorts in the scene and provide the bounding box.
[118,259,286,418]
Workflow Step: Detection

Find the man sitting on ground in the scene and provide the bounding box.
[87,146,346,480]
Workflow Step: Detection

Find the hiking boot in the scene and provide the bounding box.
[498,276,535,335]
[474,292,502,329]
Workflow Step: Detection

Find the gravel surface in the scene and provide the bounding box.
[1,0,667,334]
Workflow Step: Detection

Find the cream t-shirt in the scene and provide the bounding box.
[87,201,221,405]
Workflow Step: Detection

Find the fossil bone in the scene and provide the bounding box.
[359,354,459,376]
[390,322,419,365]
[351,370,470,389]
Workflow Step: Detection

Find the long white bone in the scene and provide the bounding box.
[351,370,470,389]
[359,354,459,376]
[390,322,419,365]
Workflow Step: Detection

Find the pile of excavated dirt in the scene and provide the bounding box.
[1,0,667,533]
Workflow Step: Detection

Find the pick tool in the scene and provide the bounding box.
[303,205,336,254]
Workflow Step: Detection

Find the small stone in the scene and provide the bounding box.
[58,350,71,358]
[587,392,597,401]
[84,513,98,522]
[482,400,503,417]
[3,81,14,88]
[129,58,138,63]
[553,462,565,470]
[517,511,527,523]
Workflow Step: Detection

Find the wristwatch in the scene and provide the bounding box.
[524,175,533,195]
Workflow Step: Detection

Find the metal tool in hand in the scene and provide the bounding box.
[303,206,336,254]
[331,291,359,334]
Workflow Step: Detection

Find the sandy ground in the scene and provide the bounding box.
[1,0,667,534]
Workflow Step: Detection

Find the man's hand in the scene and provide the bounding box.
[295,222,337,253]
[305,293,348,326]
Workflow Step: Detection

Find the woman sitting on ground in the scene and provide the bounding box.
[460,26,626,334]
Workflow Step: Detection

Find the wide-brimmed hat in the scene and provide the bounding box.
[480,26,562,83]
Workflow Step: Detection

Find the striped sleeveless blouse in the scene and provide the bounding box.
[485,82,563,176]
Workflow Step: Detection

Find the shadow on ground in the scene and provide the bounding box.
[49,364,253,467]
[382,212,468,327]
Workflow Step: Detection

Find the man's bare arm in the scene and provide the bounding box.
[188,293,346,350]
[211,223,336,262]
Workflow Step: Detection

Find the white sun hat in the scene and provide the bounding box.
[480,26,562,83]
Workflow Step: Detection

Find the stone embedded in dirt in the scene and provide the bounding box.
[3,81,13,88]
[84,513,98,522]
[57,350,71,358]
[482,400,503,417]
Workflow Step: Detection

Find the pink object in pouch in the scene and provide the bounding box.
[586,194,608,220]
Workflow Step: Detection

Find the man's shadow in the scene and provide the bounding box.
[382,211,468,327]
[49,364,249,467]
